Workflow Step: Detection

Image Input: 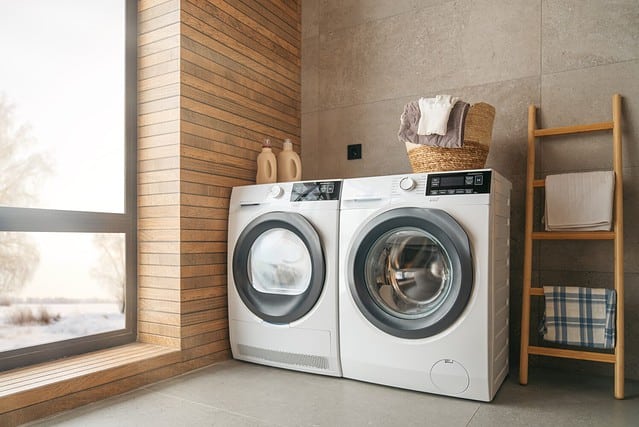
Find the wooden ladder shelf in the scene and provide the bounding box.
[519,94,624,399]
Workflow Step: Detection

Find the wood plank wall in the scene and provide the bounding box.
[138,0,183,350]
[139,0,301,362]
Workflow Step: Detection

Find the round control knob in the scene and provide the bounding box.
[399,177,417,191]
[269,185,284,198]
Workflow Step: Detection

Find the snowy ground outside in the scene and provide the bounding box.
[0,303,125,351]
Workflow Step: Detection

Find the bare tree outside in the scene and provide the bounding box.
[91,234,125,313]
[0,95,51,299]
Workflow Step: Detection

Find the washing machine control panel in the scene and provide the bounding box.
[291,180,342,201]
[426,170,492,195]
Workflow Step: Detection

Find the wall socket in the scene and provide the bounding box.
[347,144,362,160]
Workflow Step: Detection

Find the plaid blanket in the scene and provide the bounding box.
[542,286,616,349]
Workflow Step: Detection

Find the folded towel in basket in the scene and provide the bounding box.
[542,286,616,349]
[417,95,459,135]
[545,171,615,231]
[398,100,469,148]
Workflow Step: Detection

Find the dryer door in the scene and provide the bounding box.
[348,207,473,339]
[233,211,325,324]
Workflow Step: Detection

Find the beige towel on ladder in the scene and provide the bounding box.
[545,171,615,231]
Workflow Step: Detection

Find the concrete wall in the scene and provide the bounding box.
[301,0,639,380]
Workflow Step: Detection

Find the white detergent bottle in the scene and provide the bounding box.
[277,138,302,182]
[256,138,277,184]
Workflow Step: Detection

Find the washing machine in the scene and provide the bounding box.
[228,180,342,377]
[339,169,511,401]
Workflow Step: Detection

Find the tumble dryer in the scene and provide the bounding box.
[228,180,342,377]
[339,169,511,401]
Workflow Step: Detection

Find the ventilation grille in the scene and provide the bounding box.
[238,344,329,370]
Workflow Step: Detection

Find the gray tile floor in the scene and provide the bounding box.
[28,360,639,427]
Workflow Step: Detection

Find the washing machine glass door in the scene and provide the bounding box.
[233,211,325,324]
[349,207,473,338]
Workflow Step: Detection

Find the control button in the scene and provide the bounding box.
[399,177,417,191]
[447,189,455,195]
[430,190,439,195]
[320,183,334,194]
[455,189,465,194]
[465,189,473,194]
[474,175,484,185]
[269,185,284,198]
[465,176,474,185]
[431,178,440,187]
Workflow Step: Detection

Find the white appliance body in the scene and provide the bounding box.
[339,169,511,401]
[228,180,342,376]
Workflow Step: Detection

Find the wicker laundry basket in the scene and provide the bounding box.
[406,102,495,173]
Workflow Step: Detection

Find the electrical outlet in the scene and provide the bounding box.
[347,144,362,160]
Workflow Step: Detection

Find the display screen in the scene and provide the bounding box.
[440,175,465,187]
[291,181,341,201]
[426,171,491,195]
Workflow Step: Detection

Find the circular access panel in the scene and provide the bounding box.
[430,359,470,395]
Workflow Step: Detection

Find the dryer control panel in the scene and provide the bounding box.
[426,170,492,196]
[291,180,342,201]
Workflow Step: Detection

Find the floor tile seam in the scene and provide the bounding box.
[464,404,482,427]
[145,387,275,425]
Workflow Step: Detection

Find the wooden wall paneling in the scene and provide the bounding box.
[181,123,261,161]
[139,0,178,17]
[181,81,299,134]
[181,13,298,90]
[180,46,298,114]
[225,0,299,50]
[180,28,298,101]
[181,274,227,290]
[187,0,299,67]
[137,0,182,353]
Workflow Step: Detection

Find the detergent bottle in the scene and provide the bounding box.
[256,138,277,184]
[277,138,302,182]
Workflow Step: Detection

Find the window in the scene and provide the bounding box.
[0,0,137,370]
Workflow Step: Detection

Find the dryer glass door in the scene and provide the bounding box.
[233,212,325,324]
[248,228,312,295]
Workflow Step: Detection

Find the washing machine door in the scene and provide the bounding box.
[233,211,325,324]
[348,207,473,339]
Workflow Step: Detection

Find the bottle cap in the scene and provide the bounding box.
[263,138,272,148]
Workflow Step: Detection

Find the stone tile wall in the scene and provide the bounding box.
[301,0,639,380]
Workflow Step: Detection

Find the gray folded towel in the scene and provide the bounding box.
[398,100,470,148]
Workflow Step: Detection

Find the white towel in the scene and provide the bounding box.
[417,95,459,136]
[545,171,615,231]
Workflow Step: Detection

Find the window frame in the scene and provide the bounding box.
[0,0,137,371]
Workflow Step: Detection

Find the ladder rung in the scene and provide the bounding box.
[533,179,545,188]
[533,121,614,137]
[529,288,544,296]
[532,231,615,240]
[528,345,616,363]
